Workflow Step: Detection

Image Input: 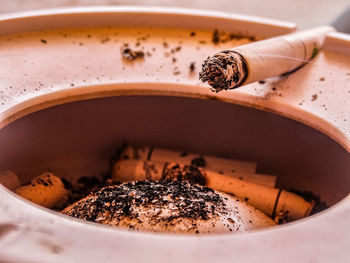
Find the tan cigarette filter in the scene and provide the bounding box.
[235,26,334,85]
[120,146,277,187]
[121,146,257,172]
[207,172,313,221]
[112,159,313,220]
[15,172,67,208]
[0,171,20,190]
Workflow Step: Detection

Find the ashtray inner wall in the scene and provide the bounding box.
[0,95,349,206]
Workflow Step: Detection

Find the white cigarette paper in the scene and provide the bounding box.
[238,26,334,85]
[120,146,276,187]
[112,159,313,220]
[15,172,67,208]
[0,171,20,190]
[200,26,334,91]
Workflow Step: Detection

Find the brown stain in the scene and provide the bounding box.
[0,223,18,239]
[37,239,63,254]
[260,91,277,101]
[204,95,222,101]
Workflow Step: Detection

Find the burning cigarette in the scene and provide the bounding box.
[0,171,20,190]
[112,159,313,220]
[199,26,334,92]
[15,172,67,208]
[120,146,276,187]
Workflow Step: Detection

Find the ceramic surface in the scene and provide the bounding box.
[0,7,349,263]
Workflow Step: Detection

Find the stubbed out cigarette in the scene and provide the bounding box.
[112,159,313,220]
[207,172,313,221]
[0,171,20,190]
[15,172,67,208]
[199,26,334,92]
[121,145,257,172]
[120,146,276,187]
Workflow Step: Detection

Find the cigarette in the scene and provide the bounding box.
[15,172,67,208]
[0,171,20,190]
[112,159,313,220]
[120,146,276,187]
[199,26,334,92]
[120,146,257,172]
[206,172,313,221]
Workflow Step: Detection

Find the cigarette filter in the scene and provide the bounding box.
[120,146,276,187]
[15,172,67,208]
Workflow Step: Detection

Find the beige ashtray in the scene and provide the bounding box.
[0,6,349,262]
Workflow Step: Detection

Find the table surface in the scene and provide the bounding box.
[0,0,349,29]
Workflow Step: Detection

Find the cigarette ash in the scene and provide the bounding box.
[212,29,256,45]
[191,156,206,167]
[189,62,196,73]
[121,45,144,61]
[21,173,54,187]
[162,163,207,186]
[56,174,119,210]
[62,180,227,230]
[199,50,246,92]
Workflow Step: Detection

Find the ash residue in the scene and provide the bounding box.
[57,175,119,210]
[121,46,144,61]
[199,50,246,92]
[62,180,225,223]
[191,156,206,168]
[189,62,196,72]
[211,29,256,44]
[212,29,220,44]
[161,164,207,185]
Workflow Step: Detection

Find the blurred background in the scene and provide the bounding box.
[0,0,349,29]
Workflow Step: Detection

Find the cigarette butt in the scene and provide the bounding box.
[224,171,276,188]
[120,146,257,172]
[0,171,21,190]
[112,159,313,220]
[120,146,276,187]
[112,159,209,185]
[206,172,313,221]
[200,26,335,92]
[15,172,67,208]
[112,159,164,182]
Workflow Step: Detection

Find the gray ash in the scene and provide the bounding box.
[199,50,247,92]
[62,180,225,224]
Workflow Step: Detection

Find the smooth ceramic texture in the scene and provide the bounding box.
[0,7,349,263]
